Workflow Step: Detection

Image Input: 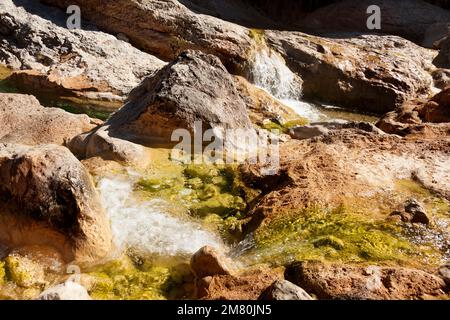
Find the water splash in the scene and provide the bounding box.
[98,175,224,258]
[250,48,323,121]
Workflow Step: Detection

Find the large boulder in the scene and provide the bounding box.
[269,33,432,112]
[266,31,435,114]
[69,50,256,164]
[285,261,447,300]
[0,0,164,101]
[0,93,96,145]
[300,0,450,47]
[41,0,253,74]
[0,143,112,265]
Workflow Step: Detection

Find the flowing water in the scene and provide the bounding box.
[250,48,378,123]
[98,175,224,258]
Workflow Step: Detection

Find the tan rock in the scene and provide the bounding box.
[286,261,447,300]
[191,246,233,279]
[0,143,112,265]
[0,93,96,146]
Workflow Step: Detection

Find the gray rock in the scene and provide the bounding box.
[259,280,313,300]
[0,0,164,101]
[289,124,330,140]
[38,281,92,300]
[69,50,255,163]
[41,0,253,73]
[0,143,112,264]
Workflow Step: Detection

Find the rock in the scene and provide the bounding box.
[241,128,450,231]
[289,124,329,140]
[267,31,434,114]
[423,22,450,48]
[0,0,164,101]
[4,253,46,288]
[234,76,301,126]
[376,88,450,137]
[70,50,255,163]
[0,93,96,146]
[285,261,447,300]
[404,199,430,225]
[389,199,430,225]
[259,280,313,300]
[191,246,232,279]
[438,264,450,287]
[38,281,92,300]
[41,0,253,74]
[300,0,450,46]
[195,266,284,300]
[0,143,112,265]
[432,69,450,90]
[434,36,450,68]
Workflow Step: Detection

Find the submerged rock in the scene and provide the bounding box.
[259,280,313,300]
[0,144,112,264]
[0,0,164,101]
[38,281,92,300]
[191,246,233,279]
[0,93,96,146]
[4,253,46,288]
[286,261,447,300]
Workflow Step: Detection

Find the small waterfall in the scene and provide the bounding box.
[250,48,323,121]
[98,175,224,258]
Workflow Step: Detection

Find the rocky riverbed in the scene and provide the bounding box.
[0,0,449,300]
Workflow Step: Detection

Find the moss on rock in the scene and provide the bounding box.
[244,205,442,268]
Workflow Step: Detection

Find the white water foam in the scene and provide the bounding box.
[98,176,223,257]
[251,48,323,121]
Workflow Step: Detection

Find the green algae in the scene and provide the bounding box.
[262,118,310,134]
[87,255,193,300]
[242,205,443,268]
[249,29,266,45]
[0,261,5,286]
